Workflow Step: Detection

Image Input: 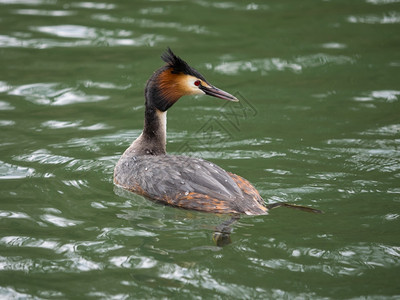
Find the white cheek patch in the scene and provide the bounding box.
[185,76,205,95]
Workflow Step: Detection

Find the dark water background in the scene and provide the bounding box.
[1,0,400,298]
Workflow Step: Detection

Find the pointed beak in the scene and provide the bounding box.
[200,85,239,102]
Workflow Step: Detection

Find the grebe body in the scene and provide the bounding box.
[114,49,320,216]
[115,154,267,215]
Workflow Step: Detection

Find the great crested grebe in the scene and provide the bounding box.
[114,48,322,218]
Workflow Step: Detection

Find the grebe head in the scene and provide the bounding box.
[145,48,238,112]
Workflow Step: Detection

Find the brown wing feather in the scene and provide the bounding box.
[227,172,268,215]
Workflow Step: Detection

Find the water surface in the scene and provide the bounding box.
[1,0,400,298]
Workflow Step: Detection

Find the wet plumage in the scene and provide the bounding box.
[114,154,267,215]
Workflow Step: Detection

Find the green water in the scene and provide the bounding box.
[1,0,400,298]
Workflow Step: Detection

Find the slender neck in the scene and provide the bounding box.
[123,69,175,157]
[123,103,167,156]
[142,103,167,154]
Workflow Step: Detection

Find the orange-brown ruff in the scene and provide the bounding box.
[114,49,321,216]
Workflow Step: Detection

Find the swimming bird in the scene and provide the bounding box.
[114,48,321,217]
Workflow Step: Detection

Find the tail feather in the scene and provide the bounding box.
[267,202,323,214]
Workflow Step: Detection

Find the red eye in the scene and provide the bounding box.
[194,80,201,86]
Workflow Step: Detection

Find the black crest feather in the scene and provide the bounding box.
[161,47,207,80]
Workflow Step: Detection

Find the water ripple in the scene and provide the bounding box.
[0,210,31,220]
[139,7,166,15]
[13,9,75,16]
[321,42,347,49]
[0,287,39,299]
[195,1,269,11]
[70,2,116,10]
[79,80,131,90]
[92,14,210,35]
[39,120,111,131]
[0,120,15,126]
[348,11,400,24]
[362,124,400,136]
[0,256,35,273]
[64,157,116,177]
[213,54,355,75]
[367,0,400,3]
[247,240,400,277]
[0,161,35,179]
[0,30,167,49]
[9,82,109,105]
[97,227,157,238]
[175,149,286,160]
[14,149,73,165]
[0,237,107,272]
[326,137,400,173]
[33,24,128,39]
[109,255,157,269]
[0,100,14,111]
[0,81,12,93]
[40,214,83,227]
[51,130,142,149]
[353,90,400,102]
[0,236,60,249]
[41,120,82,129]
[0,0,56,4]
